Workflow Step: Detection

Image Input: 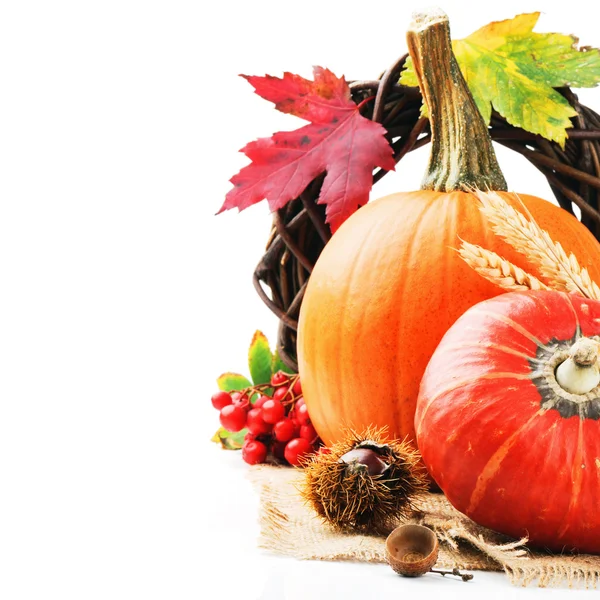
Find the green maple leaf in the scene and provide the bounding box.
[400,12,600,147]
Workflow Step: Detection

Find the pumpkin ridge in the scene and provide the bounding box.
[440,191,460,343]
[563,292,583,340]
[529,419,564,528]
[466,408,548,515]
[556,418,585,542]
[298,296,321,436]
[584,423,600,533]
[469,308,549,350]
[337,212,388,441]
[416,371,534,439]
[435,340,543,363]
[475,410,572,545]
[395,194,442,438]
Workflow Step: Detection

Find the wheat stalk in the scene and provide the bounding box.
[459,241,550,293]
[473,189,600,300]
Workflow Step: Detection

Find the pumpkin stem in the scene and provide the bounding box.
[555,337,600,395]
[406,8,507,192]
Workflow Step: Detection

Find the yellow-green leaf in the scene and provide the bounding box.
[400,12,600,146]
[248,330,273,385]
[399,63,419,88]
[217,372,251,392]
[211,427,246,450]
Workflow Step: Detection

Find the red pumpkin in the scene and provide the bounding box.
[416,290,600,553]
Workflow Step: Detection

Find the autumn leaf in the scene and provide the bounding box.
[400,12,600,146]
[219,67,395,232]
[248,330,272,385]
[216,372,252,392]
[211,427,247,450]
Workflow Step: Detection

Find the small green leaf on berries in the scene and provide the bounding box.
[248,330,273,385]
[211,427,247,450]
[217,372,252,392]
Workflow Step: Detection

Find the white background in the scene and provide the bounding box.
[1,0,600,598]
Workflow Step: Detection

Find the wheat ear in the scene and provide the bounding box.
[459,240,549,293]
[474,189,600,300]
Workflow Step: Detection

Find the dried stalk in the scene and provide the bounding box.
[459,241,549,293]
[472,189,600,300]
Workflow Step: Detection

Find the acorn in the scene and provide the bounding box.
[385,523,474,582]
[300,427,428,534]
[385,524,439,576]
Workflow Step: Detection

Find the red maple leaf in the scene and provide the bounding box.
[219,67,395,232]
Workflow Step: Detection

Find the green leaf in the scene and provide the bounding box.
[400,12,600,146]
[399,57,429,119]
[399,61,419,88]
[217,372,252,392]
[248,330,273,385]
[272,349,295,375]
[211,427,246,450]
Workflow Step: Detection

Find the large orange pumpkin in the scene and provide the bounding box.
[296,10,600,448]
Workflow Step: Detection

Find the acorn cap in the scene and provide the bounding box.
[385,524,439,577]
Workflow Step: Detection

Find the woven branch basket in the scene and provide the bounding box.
[253,54,600,370]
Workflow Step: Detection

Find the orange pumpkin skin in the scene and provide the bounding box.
[297,190,600,447]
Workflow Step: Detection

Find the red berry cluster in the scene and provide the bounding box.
[211,372,321,466]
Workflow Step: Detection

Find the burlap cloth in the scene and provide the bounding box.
[248,465,600,588]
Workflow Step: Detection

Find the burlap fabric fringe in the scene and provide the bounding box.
[248,465,600,588]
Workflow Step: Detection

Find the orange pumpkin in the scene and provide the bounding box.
[296,10,600,448]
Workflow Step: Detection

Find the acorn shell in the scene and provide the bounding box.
[385,524,439,576]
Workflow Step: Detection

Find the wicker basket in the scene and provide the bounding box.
[253,55,600,370]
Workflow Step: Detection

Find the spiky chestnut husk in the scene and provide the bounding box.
[300,427,428,535]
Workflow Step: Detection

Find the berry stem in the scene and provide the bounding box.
[238,374,303,409]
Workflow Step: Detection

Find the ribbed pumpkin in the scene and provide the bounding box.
[416,290,600,553]
[296,9,600,448]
